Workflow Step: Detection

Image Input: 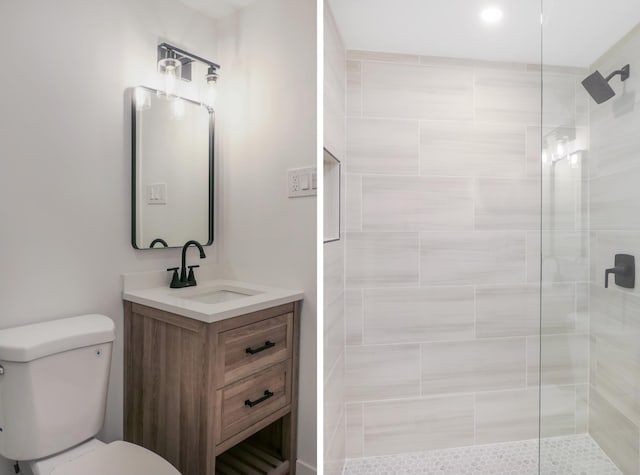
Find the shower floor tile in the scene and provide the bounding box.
[342,434,622,475]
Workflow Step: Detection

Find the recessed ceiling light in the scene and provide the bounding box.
[480,6,503,23]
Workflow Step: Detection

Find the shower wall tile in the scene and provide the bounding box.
[475,69,541,125]
[527,334,589,387]
[347,49,421,64]
[589,95,640,179]
[361,62,474,120]
[576,384,589,433]
[362,176,474,231]
[345,289,363,346]
[589,387,640,475]
[420,231,526,285]
[419,122,526,178]
[346,117,419,175]
[540,384,580,438]
[591,166,640,231]
[325,411,346,475]
[345,174,362,232]
[325,289,345,375]
[345,403,363,458]
[362,395,475,456]
[346,344,420,402]
[541,73,579,128]
[324,352,345,449]
[475,177,540,230]
[590,285,640,426]
[346,232,419,287]
[347,60,362,117]
[421,338,526,395]
[535,231,589,283]
[475,285,539,337]
[475,389,538,443]
[362,287,475,344]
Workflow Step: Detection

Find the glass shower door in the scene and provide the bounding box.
[540,3,640,474]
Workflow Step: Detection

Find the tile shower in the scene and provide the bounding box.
[326,20,640,475]
[342,50,590,458]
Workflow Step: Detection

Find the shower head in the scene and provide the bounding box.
[581,64,630,104]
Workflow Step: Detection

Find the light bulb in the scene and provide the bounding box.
[556,141,565,157]
[157,57,182,99]
[541,151,549,164]
[203,68,219,108]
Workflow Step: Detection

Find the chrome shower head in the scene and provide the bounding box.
[581,64,630,104]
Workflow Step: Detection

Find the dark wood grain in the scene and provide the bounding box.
[124,300,302,475]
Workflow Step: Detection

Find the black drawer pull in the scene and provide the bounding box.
[245,390,274,408]
[245,341,276,355]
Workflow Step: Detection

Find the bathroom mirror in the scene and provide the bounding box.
[131,86,214,249]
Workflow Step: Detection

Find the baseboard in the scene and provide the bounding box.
[296,459,317,475]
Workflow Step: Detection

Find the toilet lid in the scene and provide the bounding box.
[50,441,181,475]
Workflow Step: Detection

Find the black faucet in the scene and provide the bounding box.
[167,240,206,288]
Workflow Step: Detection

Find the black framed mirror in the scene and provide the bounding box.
[131,86,214,249]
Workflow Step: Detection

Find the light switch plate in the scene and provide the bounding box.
[146,183,167,204]
[288,167,317,198]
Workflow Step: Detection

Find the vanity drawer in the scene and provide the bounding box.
[217,313,293,385]
[217,360,292,442]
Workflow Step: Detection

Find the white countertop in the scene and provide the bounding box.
[122,279,304,323]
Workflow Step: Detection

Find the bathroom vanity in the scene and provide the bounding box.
[122,280,303,475]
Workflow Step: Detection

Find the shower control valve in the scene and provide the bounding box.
[605,254,635,289]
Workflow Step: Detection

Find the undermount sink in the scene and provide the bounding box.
[182,287,258,304]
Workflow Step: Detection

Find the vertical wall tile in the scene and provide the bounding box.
[527,334,589,386]
[421,338,526,395]
[346,118,419,175]
[345,289,363,346]
[476,285,539,338]
[346,344,420,402]
[363,287,475,344]
[591,167,640,231]
[346,232,419,288]
[345,403,363,458]
[589,388,640,475]
[347,60,362,117]
[420,122,526,178]
[576,384,589,433]
[363,396,474,456]
[540,384,578,438]
[345,174,362,232]
[475,178,540,230]
[476,389,538,444]
[420,231,526,285]
[362,62,474,120]
[475,69,541,125]
[362,176,474,231]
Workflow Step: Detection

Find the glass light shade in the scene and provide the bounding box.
[171,98,185,120]
[203,77,218,108]
[157,58,182,99]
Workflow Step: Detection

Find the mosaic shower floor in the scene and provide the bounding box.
[342,434,622,475]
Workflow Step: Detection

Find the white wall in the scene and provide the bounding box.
[0,1,221,473]
[215,0,318,471]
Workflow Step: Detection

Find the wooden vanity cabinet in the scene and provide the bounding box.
[123,300,301,475]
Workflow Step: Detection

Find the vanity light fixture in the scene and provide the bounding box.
[157,42,221,108]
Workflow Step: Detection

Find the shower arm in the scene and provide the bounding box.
[605,64,630,82]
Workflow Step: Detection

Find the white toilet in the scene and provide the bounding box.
[0,314,180,475]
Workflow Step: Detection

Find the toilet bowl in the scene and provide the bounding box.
[0,315,180,475]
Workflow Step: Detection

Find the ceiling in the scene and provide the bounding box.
[328,0,640,67]
[178,0,258,19]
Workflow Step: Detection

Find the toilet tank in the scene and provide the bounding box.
[0,315,115,461]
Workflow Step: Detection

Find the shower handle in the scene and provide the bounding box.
[605,254,635,289]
